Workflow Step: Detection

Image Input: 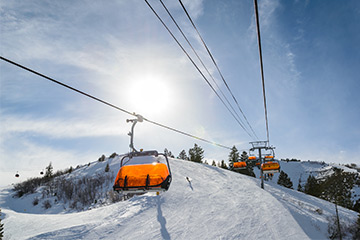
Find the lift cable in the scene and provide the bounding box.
[253,0,270,143]
[0,56,232,150]
[144,0,254,139]
[159,0,253,139]
[178,0,259,140]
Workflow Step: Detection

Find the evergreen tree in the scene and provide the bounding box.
[105,163,110,172]
[277,171,293,189]
[211,160,216,166]
[297,176,303,192]
[353,199,360,213]
[304,175,321,197]
[45,162,53,178]
[188,144,204,163]
[228,146,240,168]
[0,208,3,239]
[240,151,248,161]
[98,154,105,162]
[177,150,188,161]
[320,168,355,209]
[220,160,228,170]
[164,148,174,158]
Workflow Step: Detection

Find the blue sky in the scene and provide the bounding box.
[1,0,359,186]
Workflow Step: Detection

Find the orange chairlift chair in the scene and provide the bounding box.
[261,155,280,174]
[113,115,172,194]
[233,161,247,170]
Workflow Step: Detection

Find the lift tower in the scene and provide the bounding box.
[249,141,275,189]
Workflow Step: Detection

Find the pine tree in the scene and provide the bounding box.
[228,146,240,168]
[297,176,303,192]
[220,160,228,170]
[211,160,216,166]
[277,170,293,189]
[188,144,204,163]
[98,154,106,162]
[304,175,321,197]
[105,163,110,172]
[353,199,360,213]
[240,151,248,161]
[320,168,355,209]
[45,162,53,178]
[0,208,4,239]
[177,150,188,160]
[164,148,175,158]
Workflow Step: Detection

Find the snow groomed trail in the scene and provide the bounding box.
[1,158,357,239]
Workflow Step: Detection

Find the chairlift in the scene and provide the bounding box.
[261,161,280,174]
[113,115,172,194]
[261,147,280,173]
[233,161,247,170]
[248,156,257,160]
[113,150,172,193]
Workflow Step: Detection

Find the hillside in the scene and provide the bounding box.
[252,160,360,204]
[0,157,359,239]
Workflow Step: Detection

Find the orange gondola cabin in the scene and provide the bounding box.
[113,150,172,194]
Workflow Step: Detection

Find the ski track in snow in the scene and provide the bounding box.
[1,158,358,239]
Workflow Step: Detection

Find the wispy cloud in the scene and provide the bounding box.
[0,114,127,139]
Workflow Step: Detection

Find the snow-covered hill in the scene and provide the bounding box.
[253,160,360,203]
[0,157,358,239]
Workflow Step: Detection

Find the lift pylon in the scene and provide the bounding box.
[249,141,276,189]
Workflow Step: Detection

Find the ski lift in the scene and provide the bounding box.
[113,115,172,194]
[233,161,247,170]
[261,161,280,174]
[261,148,280,174]
[113,150,172,193]
[15,172,19,178]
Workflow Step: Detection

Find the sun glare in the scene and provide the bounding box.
[127,76,172,117]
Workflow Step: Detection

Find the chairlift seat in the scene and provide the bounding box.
[261,161,280,173]
[233,161,247,170]
[113,151,172,193]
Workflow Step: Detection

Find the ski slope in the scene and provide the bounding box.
[0,158,358,239]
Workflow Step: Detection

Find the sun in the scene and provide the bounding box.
[127,75,172,117]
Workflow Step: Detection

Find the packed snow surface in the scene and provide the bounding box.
[0,158,358,239]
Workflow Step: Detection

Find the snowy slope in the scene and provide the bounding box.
[1,158,358,239]
[254,160,359,192]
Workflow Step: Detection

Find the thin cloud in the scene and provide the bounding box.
[0,114,128,139]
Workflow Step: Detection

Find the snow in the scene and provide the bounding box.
[0,157,358,239]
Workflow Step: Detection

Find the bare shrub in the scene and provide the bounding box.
[108,191,122,203]
[32,197,39,206]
